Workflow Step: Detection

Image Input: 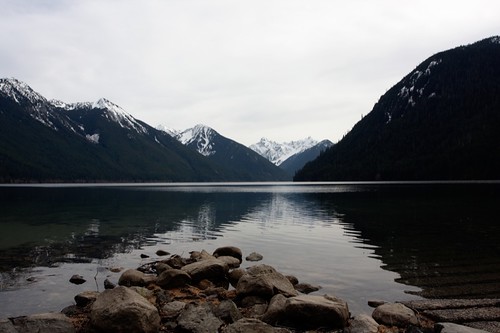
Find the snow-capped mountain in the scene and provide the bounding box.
[157,124,291,181]
[176,124,217,156]
[0,78,47,105]
[249,137,319,166]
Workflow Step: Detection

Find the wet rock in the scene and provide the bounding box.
[156,249,169,256]
[90,286,160,333]
[118,268,156,287]
[368,299,387,308]
[372,302,418,327]
[177,303,223,333]
[161,300,186,318]
[213,246,243,263]
[156,268,191,289]
[69,274,86,285]
[280,294,350,330]
[435,322,490,333]
[236,264,297,299]
[222,318,291,333]
[347,314,379,333]
[103,278,115,289]
[246,252,263,262]
[109,266,123,273]
[164,254,187,269]
[217,255,241,268]
[140,253,149,258]
[213,300,243,323]
[10,313,75,333]
[181,259,228,282]
[74,291,99,307]
[294,282,321,294]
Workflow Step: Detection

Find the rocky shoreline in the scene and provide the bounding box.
[0,246,498,333]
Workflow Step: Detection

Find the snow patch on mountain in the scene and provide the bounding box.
[92,98,148,134]
[0,78,47,105]
[177,124,216,156]
[249,137,318,166]
[156,124,180,137]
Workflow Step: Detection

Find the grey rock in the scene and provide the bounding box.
[236,264,297,299]
[222,318,291,333]
[10,313,75,333]
[245,252,263,262]
[368,299,387,308]
[217,256,241,268]
[281,294,350,330]
[90,286,160,333]
[161,301,186,318]
[156,268,191,289]
[285,275,299,285]
[228,268,247,287]
[0,318,18,333]
[74,290,99,307]
[435,322,489,333]
[118,268,156,287]
[156,249,169,256]
[261,294,287,325]
[347,314,379,333]
[213,246,243,263]
[155,262,172,274]
[181,259,228,282]
[294,282,321,294]
[177,303,223,333]
[241,296,268,307]
[213,300,243,323]
[372,302,418,327]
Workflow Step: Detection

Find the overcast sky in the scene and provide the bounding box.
[1,1,499,145]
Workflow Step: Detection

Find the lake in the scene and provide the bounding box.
[1,182,500,317]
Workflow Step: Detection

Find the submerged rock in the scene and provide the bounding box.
[245,252,263,262]
[69,274,86,285]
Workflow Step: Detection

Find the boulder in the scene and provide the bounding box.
[118,269,156,287]
[156,268,191,289]
[155,262,172,274]
[213,246,243,263]
[294,282,321,294]
[280,294,350,330]
[347,314,379,333]
[217,256,241,268]
[236,264,297,298]
[0,318,17,333]
[161,300,186,318]
[261,294,287,325]
[181,259,228,282]
[222,318,291,333]
[90,286,160,333]
[435,322,490,333]
[10,313,75,333]
[69,274,86,285]
[228,268,247,287]
[372,302,418,327]
[245,252,263,262]
[212,300,243,323]
[177,303,223,333]
[74,291,99,307]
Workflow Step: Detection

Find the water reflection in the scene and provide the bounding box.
[0,183,499,317]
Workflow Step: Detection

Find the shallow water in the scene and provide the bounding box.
[1,182,499,317]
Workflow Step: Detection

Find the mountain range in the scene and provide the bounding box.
[295,36,500,181]
[0,78,325,182]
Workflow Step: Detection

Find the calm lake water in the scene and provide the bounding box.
[1,182,500,317]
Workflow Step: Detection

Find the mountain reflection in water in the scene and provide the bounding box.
[0,182,499,317]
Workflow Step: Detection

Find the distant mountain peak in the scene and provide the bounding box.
[177,124,217,156]
[91,98,148,134]
[249,137,319,166]
[0,77,47,105]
